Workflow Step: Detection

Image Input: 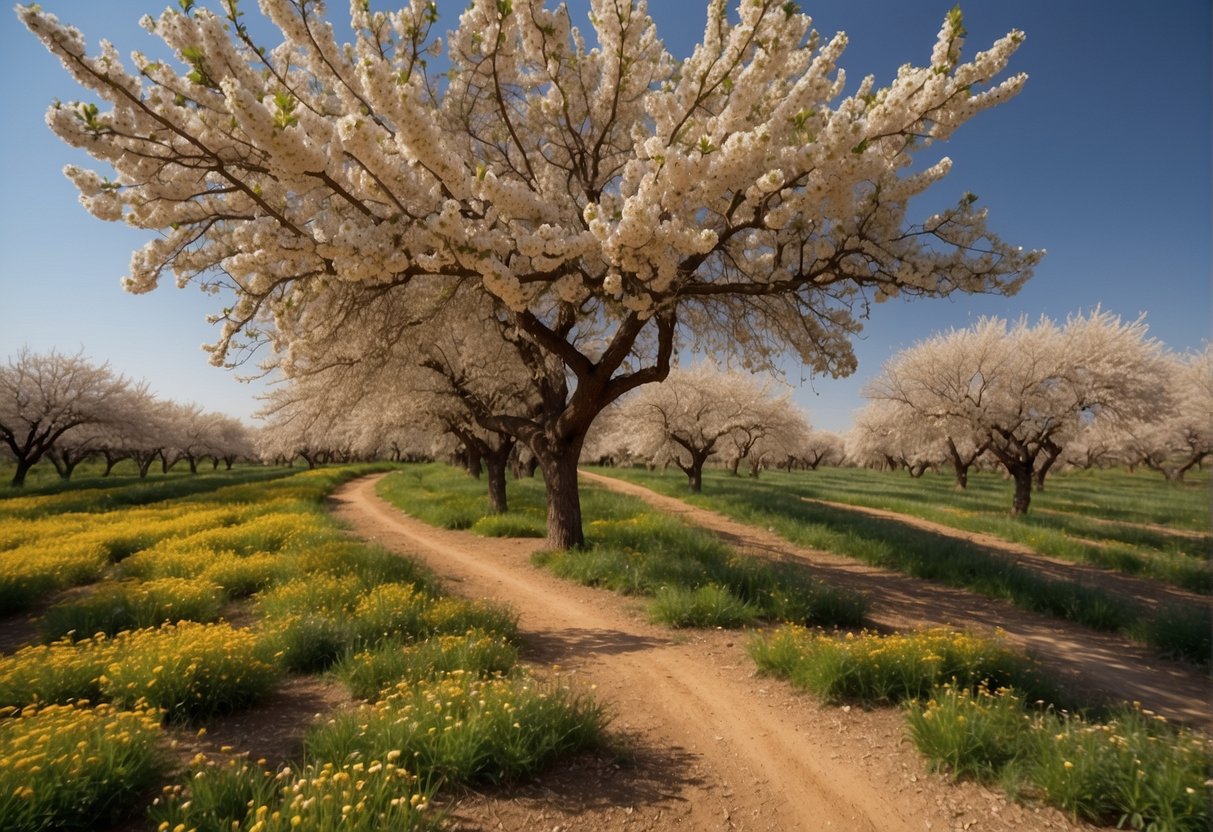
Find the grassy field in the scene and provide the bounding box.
[381,462,1211,831]
[4,460,1207,831]
[378,464,866,629]
[0,464,607,832]
[594,466,1211,665]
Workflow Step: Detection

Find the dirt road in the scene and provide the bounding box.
[330,474,1089,832]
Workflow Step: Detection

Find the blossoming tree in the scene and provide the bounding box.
[864,311,1170,513]
[794,428,845,470]
[22,0,1040,547]
[1114,345,1212,482]
[618,363,803,490]
[0,348,135,486]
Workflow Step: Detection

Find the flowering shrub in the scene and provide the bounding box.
[0,540,108,614]
[101,621,278,721]
[307,672,606,784]
[0,638,114,708]
[0,701,166,832]
[750,626,1048,704]
[908,686,1212,832]
[150,753,441,832]
[40,577,225,641]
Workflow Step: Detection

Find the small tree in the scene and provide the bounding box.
[794,429,846,470]
[847,399,939,476]
[620,364,795,491]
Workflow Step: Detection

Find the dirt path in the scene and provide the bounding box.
[797,496,1206,610]
[330,475,1088,832]
[578,471,1212,732]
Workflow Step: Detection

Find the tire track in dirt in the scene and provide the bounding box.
[329,475,1086,832]
[578,471,1212,733]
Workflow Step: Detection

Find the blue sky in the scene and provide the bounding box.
[1,1,1209,433]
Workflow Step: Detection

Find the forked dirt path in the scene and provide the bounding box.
[331,475,1089,832]
[578,471,1212,732]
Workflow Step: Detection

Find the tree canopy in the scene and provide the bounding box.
[21,0,1040,546]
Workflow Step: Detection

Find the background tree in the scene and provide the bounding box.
[43,390,169,480]
[619,363,794,491]
[865,311,1170,514]
[722,392,810,478]
[0,348,133,486]
[793,428,846,471]
[846,398,939,476]
[21,0,1040,547]
[1114,345,1212,482]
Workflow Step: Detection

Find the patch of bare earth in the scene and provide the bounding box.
[327,474,1092,832]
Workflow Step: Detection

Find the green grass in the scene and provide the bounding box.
[376,464,549,535]
[596,467,1211,664]
[306,672,608,786]
[378,464,866,630]
[750,624,1211,831]
[749,626,1055,706]
[907,685,1211,832]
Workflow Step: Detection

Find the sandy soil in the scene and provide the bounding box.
[328,474,1103,832]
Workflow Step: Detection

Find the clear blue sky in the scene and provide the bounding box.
[2,1,1209,433]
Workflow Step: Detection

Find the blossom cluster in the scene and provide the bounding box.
[17,0,1040,375]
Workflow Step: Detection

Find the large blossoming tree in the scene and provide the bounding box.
[21,0,1040,548]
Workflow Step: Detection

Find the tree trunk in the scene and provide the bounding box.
[48,453,68,480]
[61,456,83,480]
[10,458,33,488]
[464,447,483,479]
[1033,443,1061,491]
[945,438,970,490]
[1010,465,1033,515]
[539,447,584,550]
[686,465,703,493]
[727,456,741,476]
[953,465,968,489]
[482,453,507,511]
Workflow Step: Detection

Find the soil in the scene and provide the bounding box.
[327,473,1121,832]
